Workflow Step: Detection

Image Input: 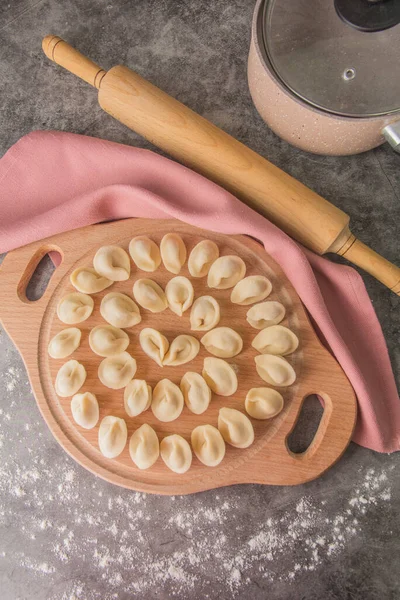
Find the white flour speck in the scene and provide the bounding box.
[0,368,396,600]
[3,366,21,392]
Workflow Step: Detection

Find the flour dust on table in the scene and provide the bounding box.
[0,394,392,600]
[0,350,395,599]
[0,332,395,600]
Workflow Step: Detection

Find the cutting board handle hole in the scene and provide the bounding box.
[17,246,63,303]
[287,394,324,454]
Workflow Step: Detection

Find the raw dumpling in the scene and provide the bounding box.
[200,327,243,358]
[89,325,129,357]
[202,357,238,396]
[188,240,219,278]
[100,292,141,328]
[98,416,127,458]
[180,372,211,414]
[191,424,225,467]
[139,328,169,367]
[48,328,81,359]
[190,296,220,331]
[71,392,99,429]
[163,335,200,366]
[55,359,86,397]
[129,424,159,469]
[151,379,184,422]
[218,407,254,449]
[57,292,94,324]
[133,279,167,313]
[252,325,299,356]
[246,301,286,329]
[254,354,296,387]
[129,236,161,272]
[207,255,246,290]
[160,233,187,274]
[245,388,284,420]
[98,352,137,389]
[93,245,130,281]
[70,267,113,294]
[165,276,194,316]
[124,379,152,417]
[231,275,272,305]
[160,434,192,474]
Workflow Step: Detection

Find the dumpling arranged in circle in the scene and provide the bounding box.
[202,357,238,396]
[70,267,113,294]
[160,233,187,274]
[89,325,129,357]
[98,416,127,458]
[139,328,169,367]
[93,245,131,281]
[133,279,167,313]
[160,434,192,474]
[48,328,81,359]
[180,372,211,415]
[49,233,300,473]
[246,301,286,329]
[190,296,220,331]
[151,379,184,422]
[71,392,99,429]
[254,354,296,387]
[163,335,200,366]
[207,255,246,289]
[57,292,94,324]
[129,424,159,470]
[252,325,299,356]
[218,408,254,449]
[200,327,243,358]
[55,359,86,397]
[124,379,152,417]
[100,292,141,328]
[245,388,284,420]
[129,236,161,272]
[98,352,137,390]
[231,275,272,306]
[191,424,225,467]
[165,276,194,316]
[188,240,219,278]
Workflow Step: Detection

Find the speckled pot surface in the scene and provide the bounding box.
[248,0,400,156]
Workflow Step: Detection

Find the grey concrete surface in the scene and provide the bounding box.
[0,0,399,598]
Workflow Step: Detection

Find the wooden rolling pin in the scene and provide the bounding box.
[42,35,400,295]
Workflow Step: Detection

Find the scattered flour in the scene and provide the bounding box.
[0,330,397,598]
[0,406,396,598]
[1,448,395,599]
[3,366,22,392]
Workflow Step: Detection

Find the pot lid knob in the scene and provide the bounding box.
[335,0,400,33]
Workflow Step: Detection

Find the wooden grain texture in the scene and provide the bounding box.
[341,239,400,295]
[42,36,106,89]
[41,37,400,295]
[98,66,349,255]
[0,219,357,495]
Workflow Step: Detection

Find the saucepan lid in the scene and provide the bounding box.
[258,0,400,117]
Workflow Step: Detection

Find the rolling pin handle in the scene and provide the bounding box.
[42,35,400,295]
[42,35,106,89]
[340,238,400,295]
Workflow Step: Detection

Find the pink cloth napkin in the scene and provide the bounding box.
[0,130,399,453]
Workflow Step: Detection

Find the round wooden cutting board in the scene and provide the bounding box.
[0,219,357,494]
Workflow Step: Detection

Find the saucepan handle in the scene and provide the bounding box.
[383,121,400,154]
